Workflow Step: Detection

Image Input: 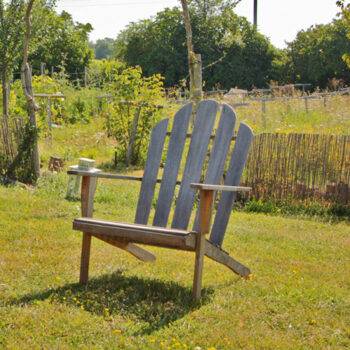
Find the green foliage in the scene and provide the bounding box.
[270,49,294,85]
[288,19,350,88]
[106,66,165,165]
[29,7,93,79]
[87,58,125,88]
[242,198,350,222]
[115,6,277,90]
[6,122,38,184]
[90,37,116,60]
[0,0,26,74]
[7,75,96,127]
[337,0,350,67]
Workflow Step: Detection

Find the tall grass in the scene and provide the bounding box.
[235,94,350,134]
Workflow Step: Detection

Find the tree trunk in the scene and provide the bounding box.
[2,66,8,120]
[180,0,196,97]
[21,0,40,178]
[1,65,12,157]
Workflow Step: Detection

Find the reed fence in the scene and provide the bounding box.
[0,116,25,168]
[242,133,350,204]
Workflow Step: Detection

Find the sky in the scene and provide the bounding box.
[55,0,341,48]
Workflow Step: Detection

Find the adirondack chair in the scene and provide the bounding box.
[68,100,254,300]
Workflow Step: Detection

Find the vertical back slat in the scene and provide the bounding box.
[153,103,193,227]
[210,122,254,246]
[171,100,219,230]
[134,119,169,225]
[192,104,237,231]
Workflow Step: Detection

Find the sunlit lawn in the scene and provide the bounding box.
[0,177,349,349]
[0,94,349,348]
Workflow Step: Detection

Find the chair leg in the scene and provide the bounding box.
[205,240,251,278]
[192,233,206,300]
[92,233,156,262]
[80,232,92,283]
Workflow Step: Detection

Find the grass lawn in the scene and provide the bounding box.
[1,96,349,349]
[0,177,349,349]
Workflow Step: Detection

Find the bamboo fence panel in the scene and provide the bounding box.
[243,133,350,204]
[0,116,25,167]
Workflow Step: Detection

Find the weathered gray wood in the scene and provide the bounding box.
[74,218,196,249]
[68,170,143,181]
[165,131,237,141]
[210,122,254,247]
[153,102,193,227]
[70,100,253,299]
[172,100,219,230]
[135,119,169,225]
[205,241,250,277]
[192,189,215,300]
[192,104,236,231]
[80,175,97,284]
[92,233,156,262]
[190,183,252,192]
[67,170,182,185]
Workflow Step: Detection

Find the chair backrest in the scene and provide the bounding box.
[134,100,253,247]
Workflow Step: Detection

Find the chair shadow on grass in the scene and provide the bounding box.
[11,271,214,335]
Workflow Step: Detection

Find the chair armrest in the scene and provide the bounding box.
[190,183,251,192]
[67,170,143,182]
[68,171,182,185]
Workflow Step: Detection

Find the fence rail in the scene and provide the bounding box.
[242,133,350,203]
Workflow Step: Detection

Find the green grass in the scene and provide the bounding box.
[231,94,350,135]
[0,94,349,348]
[0,178,349,349]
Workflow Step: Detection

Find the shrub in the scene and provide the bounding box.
[106,66,165,165]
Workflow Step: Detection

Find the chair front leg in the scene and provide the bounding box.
[192,189,215,300]
[79,176,97,284]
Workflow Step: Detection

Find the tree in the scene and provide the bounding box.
[90,38,115,59]
[337,0,350,67]
[115,10,188,87]
[21,0,40,178]
[115,5,276,90]
[288,20,350,88]
[0,0,26,123]
[28,9,93,78]
[179,0,196,97]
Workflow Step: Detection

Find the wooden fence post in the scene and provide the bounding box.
[126,106,142,166]
[262,100,266,128]
[46,98,52,142]
[304,97,309,114]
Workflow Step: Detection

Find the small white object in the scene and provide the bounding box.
[66,158,101,199]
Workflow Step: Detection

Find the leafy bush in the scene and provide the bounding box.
[106,66,165,165]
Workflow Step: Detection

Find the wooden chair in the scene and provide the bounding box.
[68,100,254,300]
